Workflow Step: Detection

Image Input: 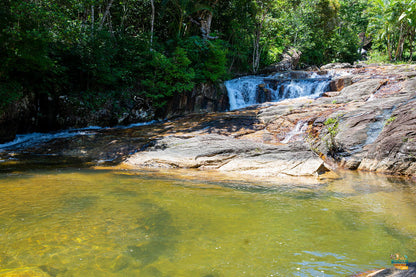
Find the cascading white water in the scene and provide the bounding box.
[281,121,308,144]
[278,79,330,99]
[225,76,265,110]
[225,72,331,111]
[0,121,157,150]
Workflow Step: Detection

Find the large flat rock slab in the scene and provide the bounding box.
[124,134,329,178]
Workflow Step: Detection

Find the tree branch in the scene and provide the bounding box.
[98,0,114,31]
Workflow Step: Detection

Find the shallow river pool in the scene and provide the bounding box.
[0,168,415,276]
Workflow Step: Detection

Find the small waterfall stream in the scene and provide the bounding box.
[0,121,157,151]
[225,71,331,110]
[281,121,309,144]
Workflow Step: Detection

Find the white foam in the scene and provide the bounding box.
[225,76,265,110]
[281,121,308,143]
[225,73,330,111]
[0,120,158,150]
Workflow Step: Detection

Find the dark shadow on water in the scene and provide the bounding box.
[139,266,165,277]
[284,190,331,200]
[61,196,99,213]
[334,210,367,231]
[39,265,67,277]
[127,202,180,268]
[382,224,414,242]
[108,187,139,198]
[0,154,93,173]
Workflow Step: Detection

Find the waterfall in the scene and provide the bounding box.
[281,121,308,144]
[225,76,265,111]
[225,71,331,111]
[0,121,157,150]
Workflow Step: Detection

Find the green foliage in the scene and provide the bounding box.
[139,48,195,107]
[324,117,340,136]
[323,116,341,154]
[3,0,414,123]
[0,0,59,110]
[179,37,228,83]
[368,0,416,62]
[385,116,397,125]
[367,50,391,63]
[202,40,229,82]
[0,81,23,111]
[0,0,233,113]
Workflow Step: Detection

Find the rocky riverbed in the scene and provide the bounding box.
[1,64,415,180]
[124,64,416,180]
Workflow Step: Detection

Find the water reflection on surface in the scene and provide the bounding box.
[0,169,415,276]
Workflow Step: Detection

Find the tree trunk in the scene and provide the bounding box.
[409,28,415,62]
[400,35,405,60]
[199,1,218,40]
[387,33,392,61]
[395,23,404,61]
[200,10,213,39]
[252,25,261,73]
[252,11,266,73]
[178,12,183,37]
[228,55,235,73]
[120,3,128,29]
[98,0,114,31]
[150,0,155,50]
[91,5,95,32]
[108,12,113,34]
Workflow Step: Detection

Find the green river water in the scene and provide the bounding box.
[0,168,415,276]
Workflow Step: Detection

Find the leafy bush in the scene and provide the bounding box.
[366,50,391,64]
[0,81,23,111]
[139,47,195,108]
[178,36,229,83]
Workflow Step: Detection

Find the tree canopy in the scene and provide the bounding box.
[0,0,414,113]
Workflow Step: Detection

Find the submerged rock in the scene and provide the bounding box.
[0,267,50,277]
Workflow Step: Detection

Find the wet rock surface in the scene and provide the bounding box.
[0,82,229,144]
[351,262,416,277]
[164,82,229,117]
[0,94,36,143]
[1,64,416,179]
[308,65,416,177]
[125,134,328,177]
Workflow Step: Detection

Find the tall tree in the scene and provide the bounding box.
[150,0,155,49]
[252,0,268,73]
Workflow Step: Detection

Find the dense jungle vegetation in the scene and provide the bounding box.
[0,0,415,111]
